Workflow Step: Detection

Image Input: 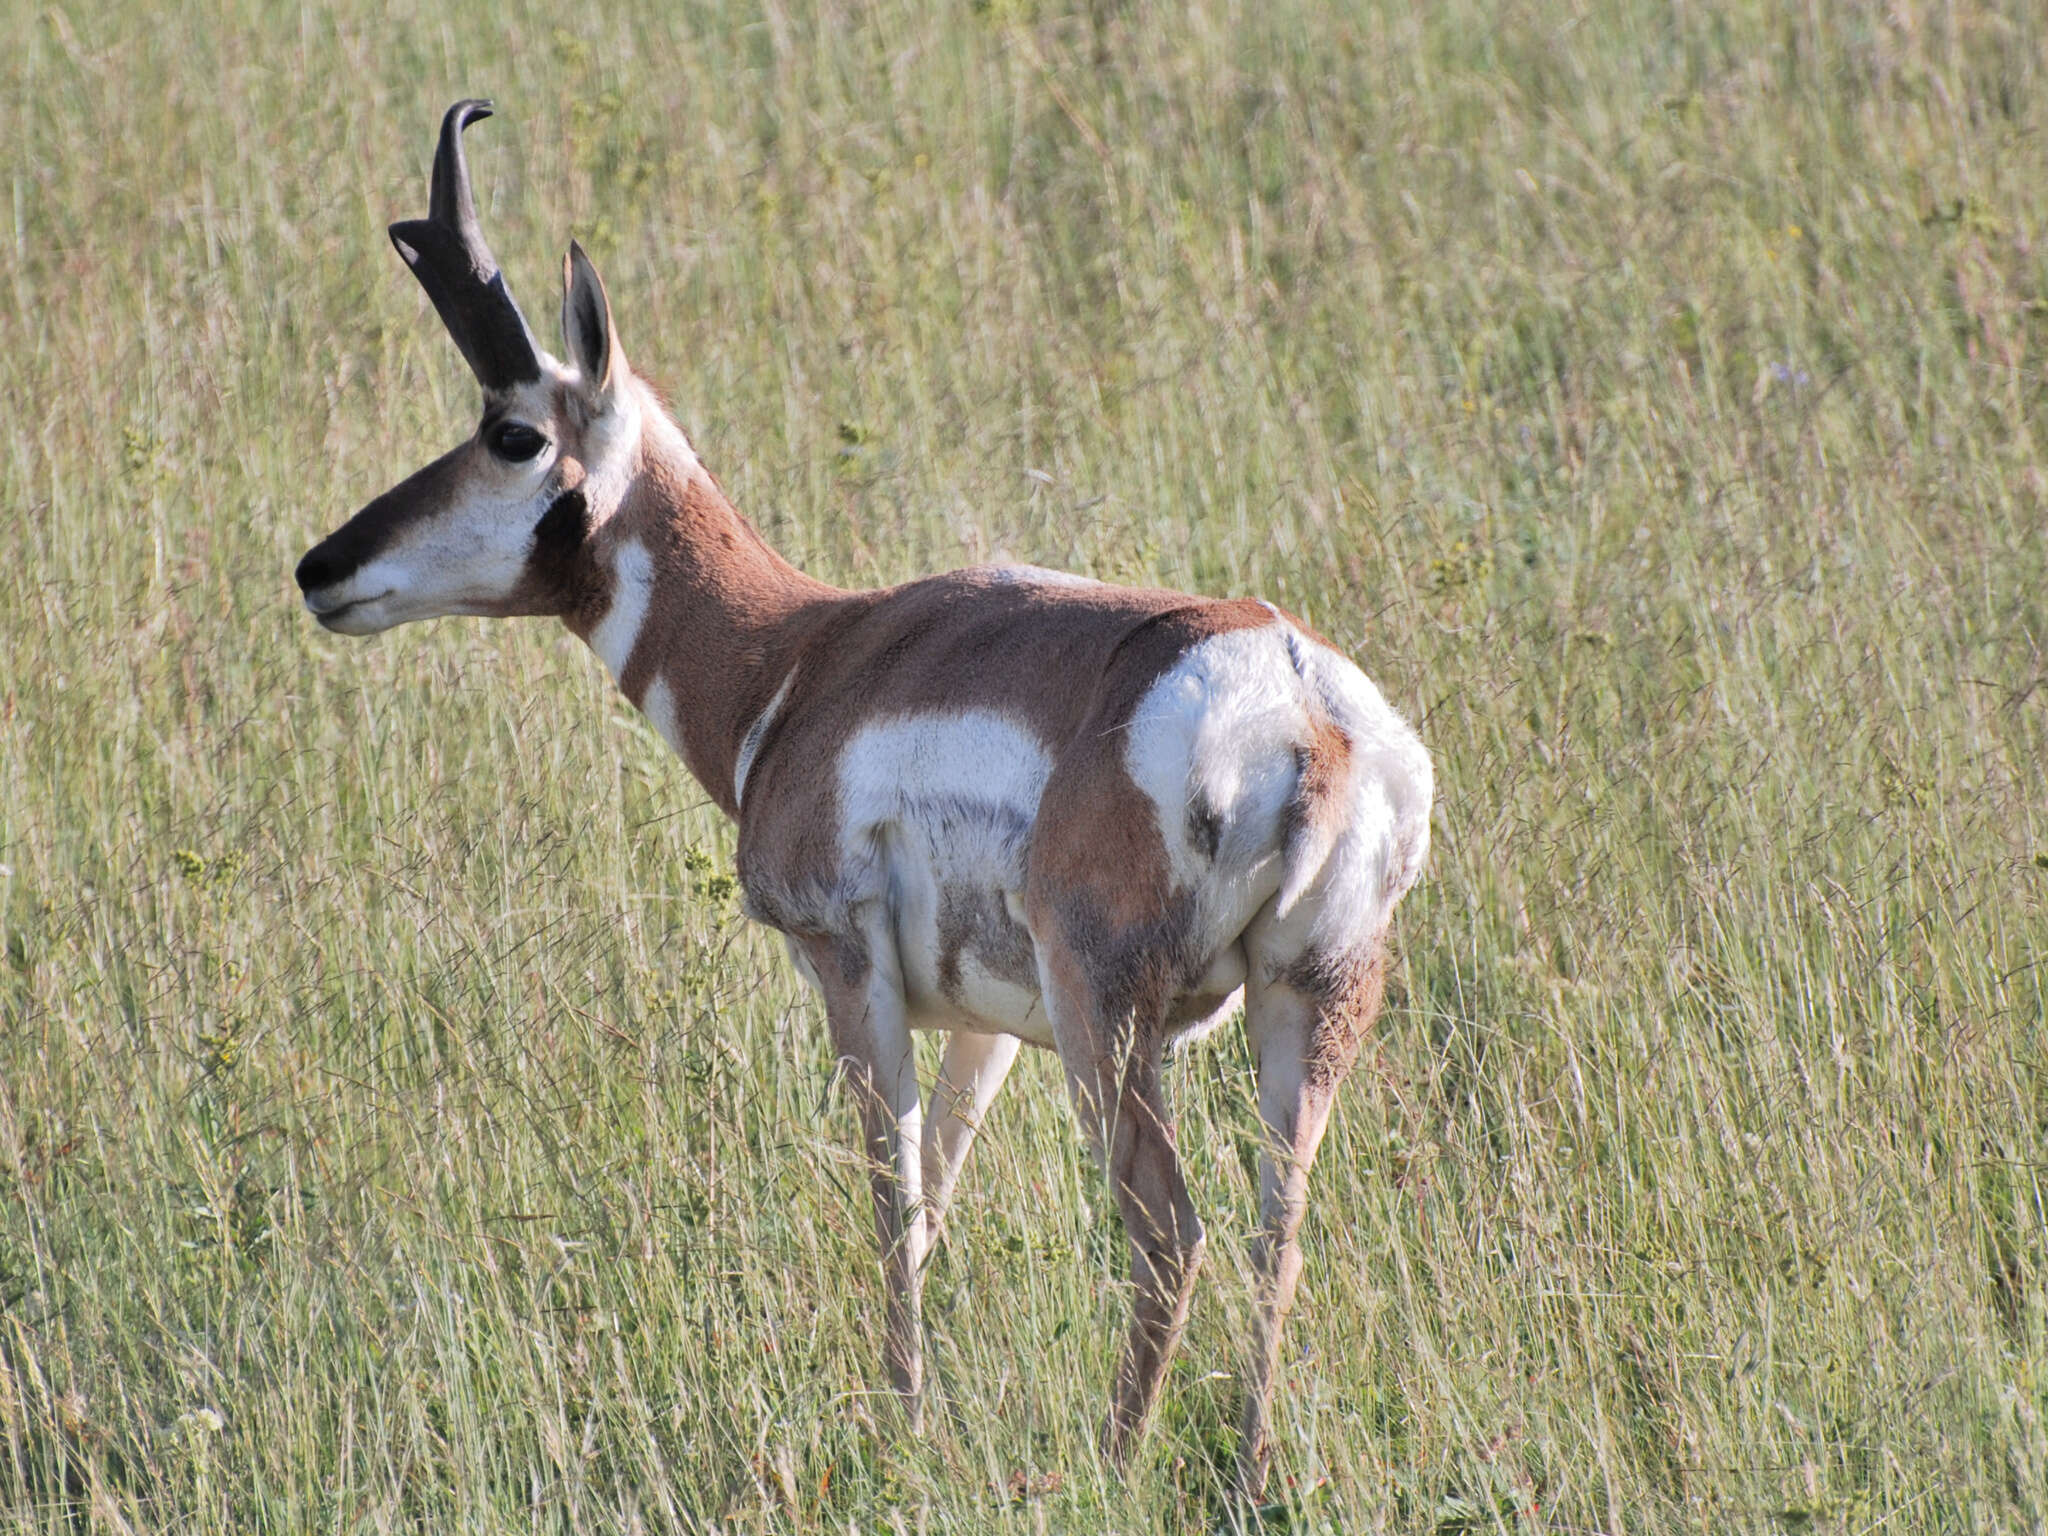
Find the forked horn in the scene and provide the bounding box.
[387,100,543,392]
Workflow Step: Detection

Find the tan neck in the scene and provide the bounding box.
[565,381,842,816]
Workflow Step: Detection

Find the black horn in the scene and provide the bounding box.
[387,100,543,392]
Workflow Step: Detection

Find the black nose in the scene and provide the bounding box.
[295,546,338,592]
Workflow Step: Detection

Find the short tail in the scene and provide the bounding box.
[1272,709,1354,921]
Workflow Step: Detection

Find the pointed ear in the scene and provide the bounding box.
[561,239,620,396]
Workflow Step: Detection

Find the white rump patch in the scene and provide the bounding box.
[1122,619,1433,972]
[1123,625,1307,892]
[1287,635,1436,918]
[590,539,654,683]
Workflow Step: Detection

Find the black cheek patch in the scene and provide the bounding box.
[531,487,588,559]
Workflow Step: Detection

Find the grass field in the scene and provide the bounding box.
[4,0,2047,1529]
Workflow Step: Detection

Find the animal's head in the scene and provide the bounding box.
[296,101,642,635]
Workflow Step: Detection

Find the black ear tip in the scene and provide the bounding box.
[568,239,608,294]
[446,98,495,131]
[388,226,422,264]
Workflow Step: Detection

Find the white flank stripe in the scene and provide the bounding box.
[641,676,687,759]
[590,539,654,684]
[733,668,797,810]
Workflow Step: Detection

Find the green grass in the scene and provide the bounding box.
[4,0,2047,1529]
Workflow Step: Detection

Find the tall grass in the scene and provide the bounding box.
[3,0,2046,1529]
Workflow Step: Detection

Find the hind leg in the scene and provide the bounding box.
[1234,939,1387,1501]
[1033,935,1205,1466]
[1021,701,1219,1467]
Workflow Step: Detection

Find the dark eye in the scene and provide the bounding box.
[487,421,547,462]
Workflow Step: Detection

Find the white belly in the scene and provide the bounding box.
[891,861,1053,1043]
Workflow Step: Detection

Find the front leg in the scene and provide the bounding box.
[921,1029,1022,1255]
[796,921,927,1420]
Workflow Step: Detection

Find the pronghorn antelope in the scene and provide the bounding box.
[296,101,1433,1497]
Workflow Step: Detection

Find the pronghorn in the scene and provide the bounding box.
[296,101,1433,1498]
